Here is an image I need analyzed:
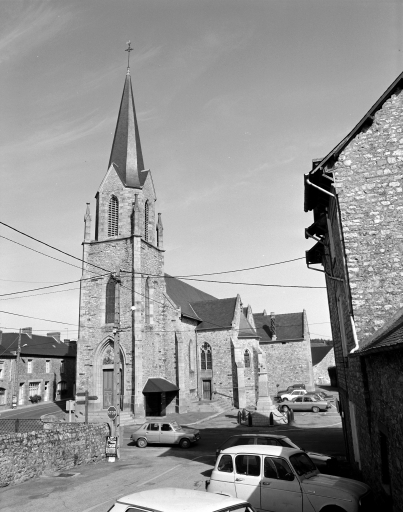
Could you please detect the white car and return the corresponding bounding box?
[279,389,307,401]
[107,488,255,512]
[206,445,372,512]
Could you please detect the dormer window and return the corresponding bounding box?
[108,196,119,236]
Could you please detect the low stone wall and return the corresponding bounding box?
[0,422,110,487]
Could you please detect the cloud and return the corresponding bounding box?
[1,111,114,156]
[0,3,72,64]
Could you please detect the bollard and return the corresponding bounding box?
[288,408,295,426]
[269,412,274,426]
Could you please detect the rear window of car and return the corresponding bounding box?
[256,438,281,446]
[221,437,255,450]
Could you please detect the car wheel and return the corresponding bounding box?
[281,405,289,412]
[180,438,191,449]
[137,438,147,448]
[312,406,320,413]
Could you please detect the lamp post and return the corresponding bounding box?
[12,330,22,408]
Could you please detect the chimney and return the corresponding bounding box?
[270,312,277,341]
[63,339,77,346]
[47,332,61,342]
[22,327,32,338]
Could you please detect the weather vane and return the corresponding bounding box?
[125,41,133,72]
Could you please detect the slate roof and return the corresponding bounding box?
[238,313,259,338]
[192,298,237,331]
[108,72,148,188]
[311,345,333,365]
[164,274,217,320]
[0,333,76,358]
[253,312,304,343]
[357,307,403,355]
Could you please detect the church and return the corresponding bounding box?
[76,63,315,420]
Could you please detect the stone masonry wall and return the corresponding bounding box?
[357,349,403,509]
[197,330,235,406]
[334,89,403,343]
[261,340,315,394]
[0,423,109,487]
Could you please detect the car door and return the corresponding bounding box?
[302,396,315,411]
[160,423,176,444]
[234,454,262,510]
[260,456,303,512]
[291,396,304,411]
[145,423,160,443]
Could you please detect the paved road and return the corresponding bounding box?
[0,408,345,512]
[0,400,67,419]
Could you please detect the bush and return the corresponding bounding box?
[29,394,42,403]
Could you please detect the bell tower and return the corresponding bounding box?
[77,45,166,419]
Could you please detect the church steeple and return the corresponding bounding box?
[108,47,145,188]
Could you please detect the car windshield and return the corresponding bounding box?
[289,453,318,478]
[225,505,256,512]
[171,421,183,431]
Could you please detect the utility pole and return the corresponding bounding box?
[12,329,22,408]
[113,271,121,459]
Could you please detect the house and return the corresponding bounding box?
[304,71,403,509]
[0,329,76,409]
[76,63,316,420]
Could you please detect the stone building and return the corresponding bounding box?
[304,72,403,509]
[77,66,315,420]
[253,310,315,393]
[0,329,76,410]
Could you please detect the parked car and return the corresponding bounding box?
[309,390,334,401]
[287,383,306,391]
[215,434,336,471]
[130,421,200,448]
[279,389,307,401]
[206,445,372,512]
[279,395,331,413]
[107,488,255,512]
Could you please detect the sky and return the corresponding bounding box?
[1,0,402,341]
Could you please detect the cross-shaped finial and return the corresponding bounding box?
[125,41,133,72]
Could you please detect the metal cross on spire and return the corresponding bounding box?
[125,41,133,74]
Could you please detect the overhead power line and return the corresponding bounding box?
[0,310,78,327]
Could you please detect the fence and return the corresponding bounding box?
[0,419,44,434]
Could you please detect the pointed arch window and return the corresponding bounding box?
[200,342,212,370]
[144,200,149,241]
[105,277,116,324]
[108,196,119,237]
[244,350,251,368]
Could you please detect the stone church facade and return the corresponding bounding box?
[76,68,315,419]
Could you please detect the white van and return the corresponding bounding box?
[206,445,372,512]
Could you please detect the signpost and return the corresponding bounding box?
[66,400,75,423]
[106,436,118,460]
[107,406,118,420]
[76,391,98,424]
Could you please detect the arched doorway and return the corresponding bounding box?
[100,343,124,409]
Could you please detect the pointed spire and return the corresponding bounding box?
[156,213,163,249]
[84,203,91,241]
[108,63,145,188]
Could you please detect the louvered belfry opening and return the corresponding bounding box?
[144,200,149,241]
[108,196,119,236]
[105,277,116,324]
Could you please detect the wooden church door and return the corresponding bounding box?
[103,369,113,408]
